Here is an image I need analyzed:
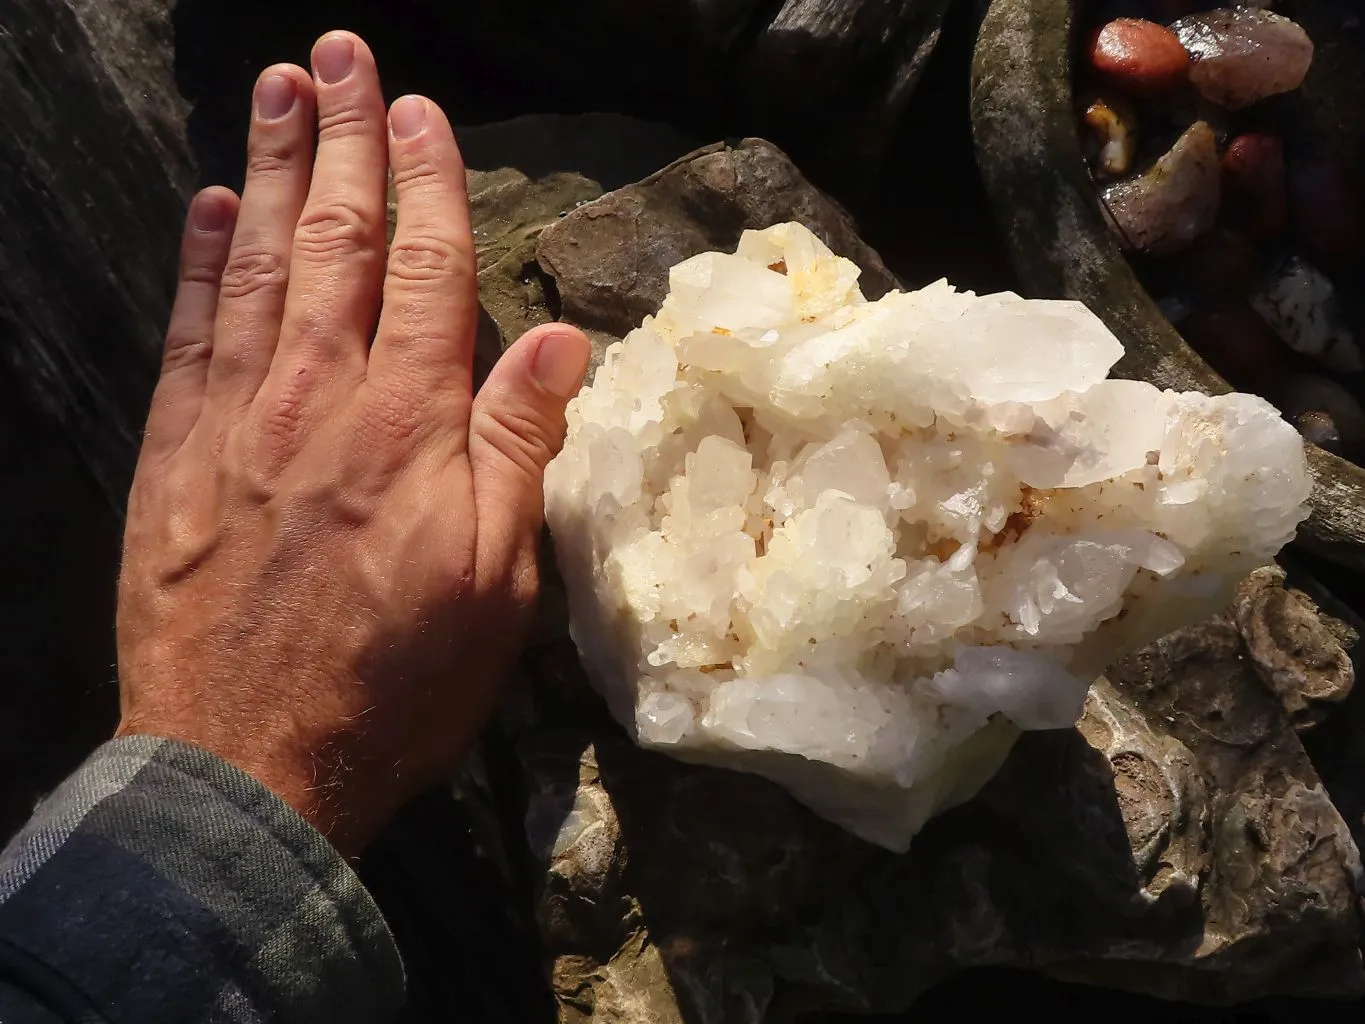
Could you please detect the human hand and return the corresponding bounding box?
[115,31,590,857]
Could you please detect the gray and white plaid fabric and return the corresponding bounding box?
[0,736,404,1022]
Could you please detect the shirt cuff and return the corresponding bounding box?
[0,735,404,1023]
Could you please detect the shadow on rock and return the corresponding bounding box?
[503,613,1364,1020]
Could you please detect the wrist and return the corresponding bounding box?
[114,715,376,858]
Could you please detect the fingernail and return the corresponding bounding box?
[532,330,591,399]
[194,192,233,233]
[389,95,428,141]
[314,34,355,84]
[255,74,297,121]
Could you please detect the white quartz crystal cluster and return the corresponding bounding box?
[543,222,1311,851]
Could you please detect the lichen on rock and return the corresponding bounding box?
[544,221,1313,851]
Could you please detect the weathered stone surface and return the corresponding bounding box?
[0,0,194,507]
[457,124,1365,1018]
[1234,566,1357,730]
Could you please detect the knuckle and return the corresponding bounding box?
[244,142,300,182]
[317,105,376,144]
[357,391,423,447]
[386,234,463,285]
[244,361,314,453]
[477,403,555,479]
[161,331,213,374]
[441,562,479,600]
[220,248,288,300]
[294,199,380,260]
[391,159,442,192]
[259,385,308,442]
[178,259,224,288]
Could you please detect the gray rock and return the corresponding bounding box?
[459,122,1365,1019]
[0,0,191,846]
[0,0,195,507]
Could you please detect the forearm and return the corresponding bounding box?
[0,736,403,1023]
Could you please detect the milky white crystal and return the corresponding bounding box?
[543,222,1311,852]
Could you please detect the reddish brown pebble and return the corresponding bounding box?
[1170,230,1263,298]
[1221,133,1287,240]
[1290,158,1362,273]
[1089,18,1190,95]
[1222,134,1285,197]
[1179,302,1290,397]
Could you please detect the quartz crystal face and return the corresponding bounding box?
[543,222,1311,851]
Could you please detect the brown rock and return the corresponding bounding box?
[535,138,899,352]
[1234,566,1357,729]
[1080,94,1138,178]
[1221,132,1287,240]
[1089,18,1190,95]
[1223,133,1285,196]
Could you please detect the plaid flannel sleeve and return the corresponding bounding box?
[0,735,404,1023]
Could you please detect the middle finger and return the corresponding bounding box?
[205,64,316,410]
[269,32,389,403]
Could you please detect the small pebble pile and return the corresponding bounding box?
[1079,4,1365,460]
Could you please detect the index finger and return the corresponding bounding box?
[365,94,478,431]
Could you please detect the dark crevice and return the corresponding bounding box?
[534,262,565,324]
[728,0,787,60]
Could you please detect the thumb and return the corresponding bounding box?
[469,323,591,567]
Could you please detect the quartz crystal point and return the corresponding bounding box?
[543,222,1311,851]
